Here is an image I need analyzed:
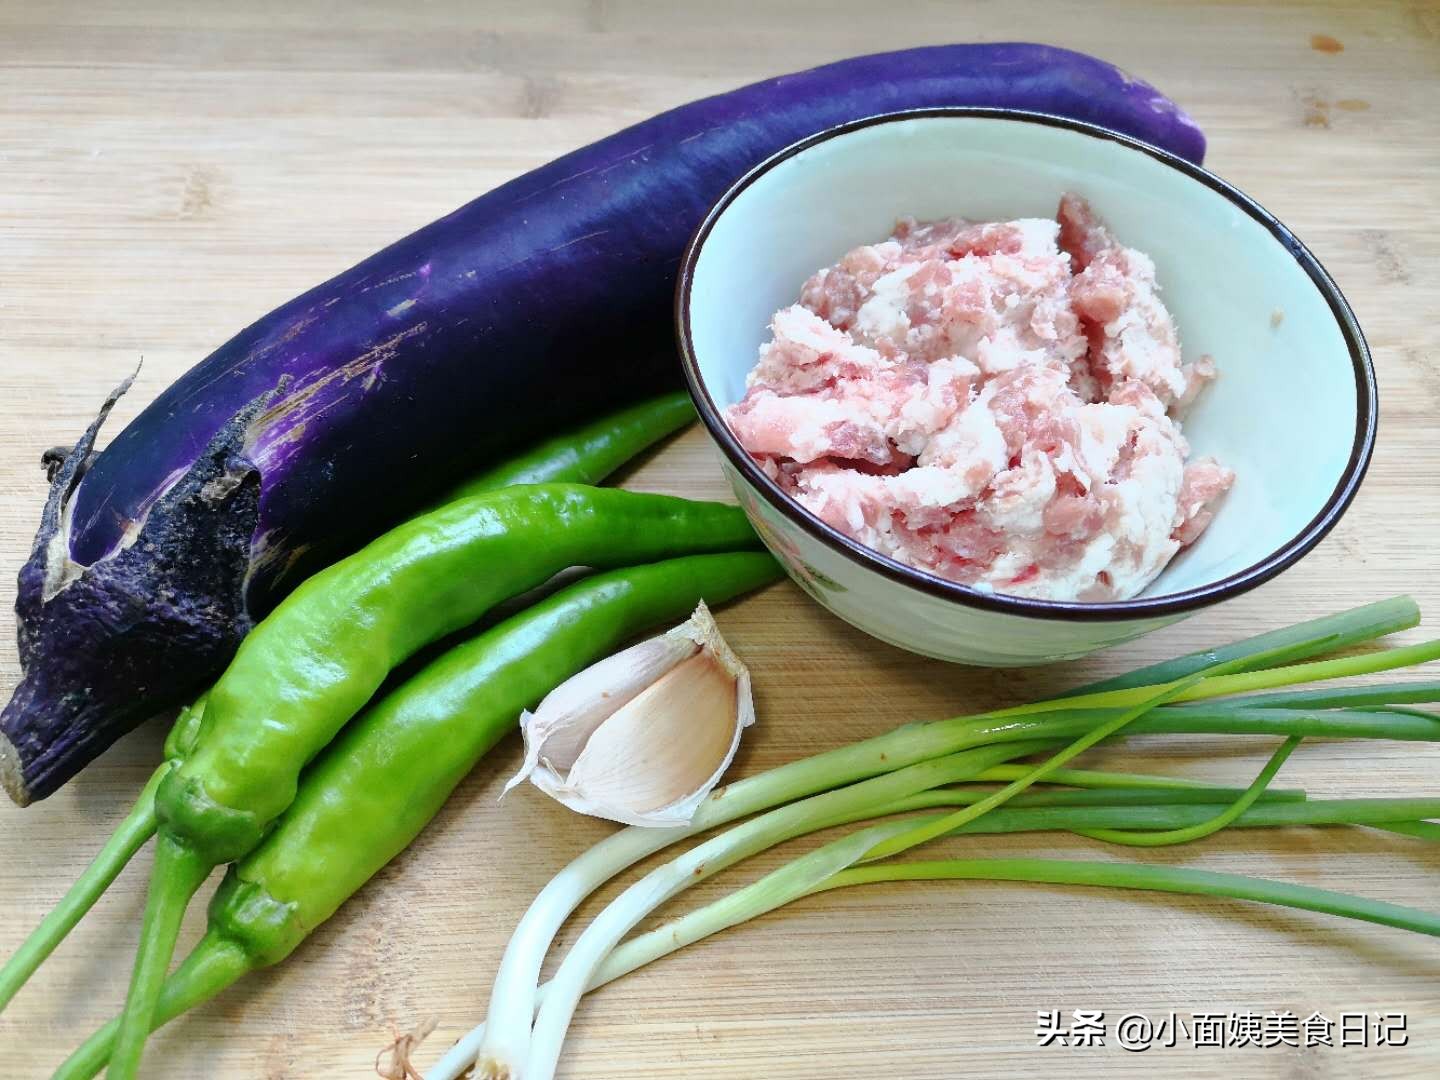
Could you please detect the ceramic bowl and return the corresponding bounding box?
[677,109,1375,666]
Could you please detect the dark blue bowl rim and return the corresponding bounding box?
[675,107,1377,624]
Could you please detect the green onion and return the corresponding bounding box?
[517,741,1059,1080]
[970,763,1277,791]
[810,859,1440,937]
[531,794,1440,1061]
[916,785,1306,808]
[1070,735,1301,847]
[1068,595,1420,694]
[450,600,1439,1080]
[894,795,1440,835]
[606,793,1440,990]
[997,639,1440,720]
[612,813,1440,981]
[1372,820,1440,841]
[429,793,1440,1072]
[863,676,1209,863]
[1204,680,1440,710]
[994,706,1440,745]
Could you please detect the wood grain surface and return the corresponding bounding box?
[2,2,1438,1077]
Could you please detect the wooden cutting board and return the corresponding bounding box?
[2,2,1438,1076]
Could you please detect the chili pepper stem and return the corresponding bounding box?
[52,933,250,1080]
[0,764,167,1014]
[106,835,211,1080]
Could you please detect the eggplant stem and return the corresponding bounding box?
[106,835,210,1080]
[0,764,166,1013]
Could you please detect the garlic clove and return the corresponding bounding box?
[509,602,754,827]
[503,632,698,797]
[556,652,741,821]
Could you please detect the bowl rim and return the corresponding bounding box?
[675,107,1377,623]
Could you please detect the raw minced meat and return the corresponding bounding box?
[725,194,1233,602]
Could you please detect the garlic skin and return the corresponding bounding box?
[504,602,754,827]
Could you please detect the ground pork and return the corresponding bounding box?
[725,194,1233,601]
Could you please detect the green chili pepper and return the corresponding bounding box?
[0,397,705,1020]
[107,484,757,1078]
[436,391,695,503]
[54,550,781,1080]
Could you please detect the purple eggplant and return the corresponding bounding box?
[0,43,1205,805]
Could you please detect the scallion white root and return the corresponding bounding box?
[520,740,1053,1080]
